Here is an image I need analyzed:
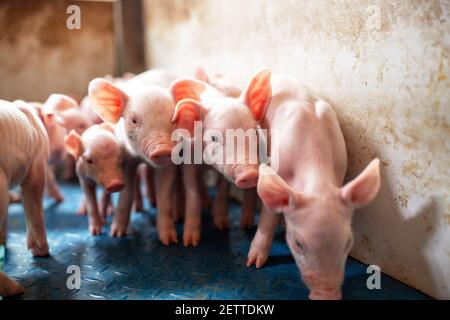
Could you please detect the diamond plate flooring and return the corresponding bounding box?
[1,182,429,300]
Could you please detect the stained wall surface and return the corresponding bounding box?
[0,0,115,102]
[143,0,450,299]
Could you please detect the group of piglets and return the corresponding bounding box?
[0,68,380,299]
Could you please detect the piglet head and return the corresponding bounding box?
[44,93,91,136]
[171,70,272,188]
[65,125,125,193]
[88,78,177,168]
[257,160,381,300]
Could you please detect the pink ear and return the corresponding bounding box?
[341,159,381,206]
[44,94,78,113]
[243,69,272,121]
[88,78,129,124]
[172,99,208,134]
[170,78,207,104]
[194,67,210,83]
[257,164,297,212]
[64,130,84,159]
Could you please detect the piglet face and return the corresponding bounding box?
[89,79,177,168]
[122,88,176,167]
[284,199,353,300]
[203,99,260,188]
[257,160,381,300]
[65,127,126,193]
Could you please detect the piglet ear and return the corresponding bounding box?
[64,130,84,159]
[242,69,272,122]
[170,78,207,103]
[43,94,78,114]
[194,66,210,83]
[341,159,381,207]
[172,99,208,134]
[257,164,300,213]
[88,78,129,124]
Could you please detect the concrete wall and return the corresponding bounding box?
[0,0,115,102]
[143,0,450,299]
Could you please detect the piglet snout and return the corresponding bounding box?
[235,169,259,189]
[105,179,125,193]
[149,147,172,166]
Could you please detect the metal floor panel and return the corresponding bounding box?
[2,182,429,300]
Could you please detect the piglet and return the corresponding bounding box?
[88,76,188,246]
[245,71,381,300]
[0,100,49,296]
[194,67,258,229]
[65,123,139,236]
[170,70,269,229]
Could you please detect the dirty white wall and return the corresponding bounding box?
[0,0,115,102]
[143,0,450,299]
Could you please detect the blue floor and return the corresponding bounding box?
[2,182,429,300]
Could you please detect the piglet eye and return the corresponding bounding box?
[211,135,218,142]
[131,118,138,124]
[295,239,305,253]
[86,158,93,164]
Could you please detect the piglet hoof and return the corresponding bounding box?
[158,226,178,246]
[246,232,272,268]
[89,220,103,236]
[183,227,200,247]
[49,190,64,203]
[134,201,143,213]
[0,273,25,297]
[240,214,254,230]
[27,235,49,257]
[109,223,128,237]
[77,205,87,216]
[213,214,229,231]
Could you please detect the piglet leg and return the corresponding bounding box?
[77,196,87,216]
[173,169,185,222]
[80,178,102,235]
[182,164,201,247]
[212,175,230,230]
[21,158,49,257]
[145,165,157,208]
[155,164,178,245]
[133,165,143,212]
[0,272,24,297]
[0,172,9,245]
[99,192,113,220]
[46,167,64,203]
[110,158,138,237]
[247,205,280,268]
[240,188,257,229]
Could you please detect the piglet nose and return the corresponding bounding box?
[235,169,259,189]
[105,179,125,193]
[149,147,172,165]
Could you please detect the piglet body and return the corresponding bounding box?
[0,100,49,296]
[246,73,381,300]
